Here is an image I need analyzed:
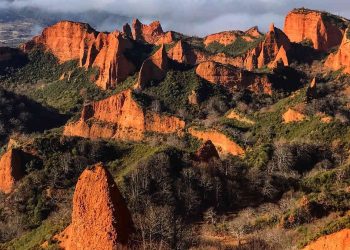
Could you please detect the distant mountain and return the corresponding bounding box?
[0,7,131,47]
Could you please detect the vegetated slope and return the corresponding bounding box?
[0,87,66,144]
[1,7,350,250]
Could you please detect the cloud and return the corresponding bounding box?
[2,0,350,36]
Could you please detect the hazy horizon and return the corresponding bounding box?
[1,0,350,37]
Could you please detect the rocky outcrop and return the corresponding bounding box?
[307,78,317,100]
[167,40,245,68]
[189,128,244,157]
[195,140,220,162]
[58,163,133,250]
[284,8,348,51]
[227,110,255,124]
[257,23,291,68]
[195,61,273,95]
[204,28,262,47]
[64,90,185,141]
[188,90,199,105]
[269,45,289,68]
[204,31,240,47]
[21,21,96,62]
[325,29,350,74]
[22,21,135,89]
[134,45,168,90]
[303,229,350,250]
[245,26,262,38]
[155,31,176,45]
[282,108,307,123]
[196,61,239,86]
[0,149,24,194]
[168,40,205,65]
[237,23,291,70]
[132,19,164,44]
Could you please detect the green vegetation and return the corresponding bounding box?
[1,16,350,249]
[2,219,67,250]
[0,49,105,114]
[142,69,201,114]
[109,143,162,183]
[206,36,264,57]
[299,215,350,248]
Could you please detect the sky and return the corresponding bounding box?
[1,0,350,36]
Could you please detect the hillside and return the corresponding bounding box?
[0,7,349,250]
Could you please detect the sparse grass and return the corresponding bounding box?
[2,219,67,250]
[108,143,162,184]
[206,36,264,58]
[299,215,350,248]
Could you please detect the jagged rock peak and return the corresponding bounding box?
[58,163,134,249]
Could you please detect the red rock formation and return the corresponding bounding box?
[195,61,273,95]
[135,44,168,90]
[204,28,262,47]
[167,40,204,65]
[282,108,307,123]
[204,31,240,47]
[58,163,133,250]
[22,21,95,62]
[196,61,239,86]
[325,29,350,74]
[284,8,348,51]
[303,229,350,250]
[64,90,185,141]
[0,149,24,194]
[195,140,220,162]
[132,19,164,44]
[210,53,245,68]
[167,40,245,68]
[80,31,136,89]
[155,31,176,45]
[189,128,244,157]
[269,45,289,68]
[245,26,262,38]
[257,23,291,68]
[122,23,132,37]
[22,21,135,90]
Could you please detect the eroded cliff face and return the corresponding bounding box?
[22,21,95,62]
[167,40,244,68]
[195,61,273,95]
[22,21,135,90]
[128,19,175,45]
[284,9,347,51]
[134,44,168,90]
[189,128,245,157]
[257,23,291,69]
[303,229,350,250]
[0,149,24,194]
[167,40,206,65]
[231,23,291,70]
[325,29,350,74]
[64,90,185,141]
[132,19,164,44]
[58,163,133,250]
